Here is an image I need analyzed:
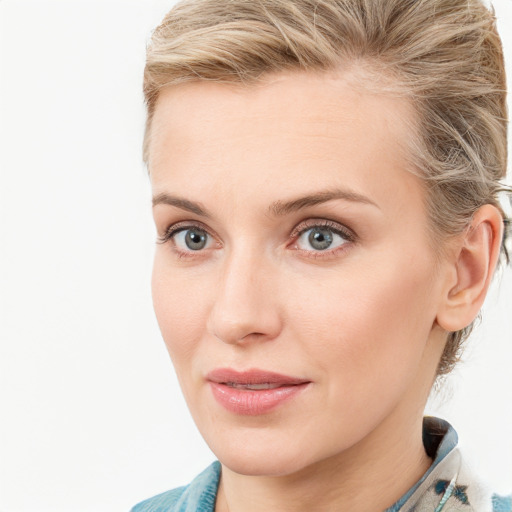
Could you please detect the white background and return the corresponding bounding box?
[0,1,511,511]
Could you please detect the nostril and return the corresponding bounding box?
[212,328,266,345]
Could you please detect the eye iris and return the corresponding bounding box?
[308,228,333,250]
[185,229,207,250]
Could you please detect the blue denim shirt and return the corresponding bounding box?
[131,418,511,512]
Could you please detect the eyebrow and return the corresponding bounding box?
[152,193,211,217]
[152,188,378,218]
[269,189,379,216]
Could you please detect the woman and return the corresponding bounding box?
[132,0,511,510]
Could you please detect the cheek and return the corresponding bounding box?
[151,251,212,365]
[286,253,438,385]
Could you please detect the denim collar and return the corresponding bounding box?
[385,416,457,511]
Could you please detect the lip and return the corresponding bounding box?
[206,368,310,415]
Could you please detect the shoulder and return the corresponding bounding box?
[492,493,512,512]
[130,486,187,512]
[130,461,221,512]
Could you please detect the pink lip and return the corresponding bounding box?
[206,368,310,415]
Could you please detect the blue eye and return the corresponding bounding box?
[296,226,349,251]
[174,228,211,251]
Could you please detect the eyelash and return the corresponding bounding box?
[157,219,356,259]
[290,219,356,258]
[157,221,217,257]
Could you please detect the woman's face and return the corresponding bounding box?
[149,71,448,476]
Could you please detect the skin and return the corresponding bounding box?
[148,70,502,511]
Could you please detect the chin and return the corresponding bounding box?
[203,426,327,477]
[218,449,314,477]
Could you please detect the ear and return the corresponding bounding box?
[436,204,504,332]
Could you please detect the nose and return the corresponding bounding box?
[206,250,282,345]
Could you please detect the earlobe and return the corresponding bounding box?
[436,204,504,333]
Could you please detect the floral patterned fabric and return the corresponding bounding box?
[131,417,511,512]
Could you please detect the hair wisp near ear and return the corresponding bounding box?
[436,204,504,334]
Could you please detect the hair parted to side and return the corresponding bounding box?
[143,0,510,376]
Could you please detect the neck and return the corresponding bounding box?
[215,412,432,512]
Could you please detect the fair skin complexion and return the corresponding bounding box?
[149,70,503,512]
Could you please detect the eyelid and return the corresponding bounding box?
[287,218,357,260]
[157,220,218,246]
[290,218,356,242]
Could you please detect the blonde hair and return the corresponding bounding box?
[143,0,510,375]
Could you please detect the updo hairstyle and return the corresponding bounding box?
[143,0,510,376]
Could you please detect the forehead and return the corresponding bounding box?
[148,70,420,206]
[150,70,415,145]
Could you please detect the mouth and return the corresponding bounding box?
[223,382,285,390]
[207,368,309,387]
[206,368,311,415]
